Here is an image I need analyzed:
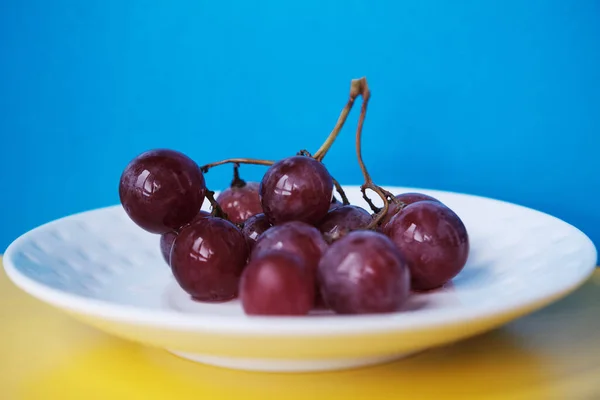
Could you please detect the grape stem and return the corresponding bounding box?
[352,77,399,229]
[332,177,350,205]
[200,158,274,173]
[230,163,246,188]
[313,79,365,162]
[297,149,312,157]
[205,190,228,219]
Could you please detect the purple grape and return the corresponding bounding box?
[119,149,206,234]
[170,217,249,302]
[380,192,442,229]
[259,156,333,225]
[194,210,212,220]
[240,251,314,316]
[329,196,343,210]
[318,230,411,314]
[318,205,373,242]
[217,182,263,224]
[384,200,469,291]
[159,211,211,265]
[159,231,177,265]
[250,221,327,280]
[241,213,272,249]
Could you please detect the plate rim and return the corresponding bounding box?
[3,185,597,336]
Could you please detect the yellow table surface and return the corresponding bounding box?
[1,258,599,400]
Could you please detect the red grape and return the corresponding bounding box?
[170,217,249,301]
[250,221,327,280]
[318,230,410,314]
[159,231,177,265]
[217,182,262,224]
[194,210,212,220]
[119,149,206,234]
[240,251,314,315]
[380,192,442,228]
[159,211,211,265]
[241,213,272,249]
[384,200,469,290]
[329,196,343,210]
[259,156,333,225]
[318,205,373,242]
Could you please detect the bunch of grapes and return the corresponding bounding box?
[118,78,469,316]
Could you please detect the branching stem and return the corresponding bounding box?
[313,79,364,161]
[205,190,228,219]
[200,158,274,173]
[351,77,399,229]
[332,177,350,205]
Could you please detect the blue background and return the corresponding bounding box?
[1,1,599,260]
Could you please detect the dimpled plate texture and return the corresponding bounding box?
[3,186,598,372]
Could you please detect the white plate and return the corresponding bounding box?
[3,186,597,372]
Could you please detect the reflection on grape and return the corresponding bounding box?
[318,205,372,242]
[241,213,272,249]
[384,200,469,290]
[159,231,177,265]
[217,182,263,224]
[260,156,333,225]
[251,221,327,280]
[170,217,249,301]
[119,149,206,234]
[318,230,410,314]
[380,192,442,229]
[329,196,343,210]
[159,211,211,265]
